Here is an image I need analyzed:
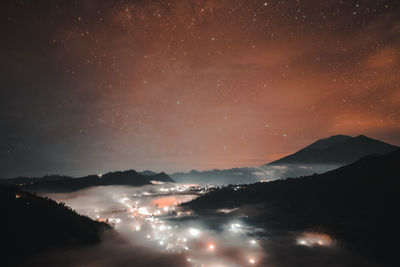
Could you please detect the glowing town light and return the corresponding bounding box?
[208,243,215,250]
[231,223,241,229]
[296,233,333,247]
[249,258,256,264]
[250,239,257,245]
[150,180,165,185]
[299,240,307,245]
[135,226,141,231]
[159,187,170,192]
[188,228,200,237]
[217,208,238,214]
[119,197,130,203]
[230,223,242,232]
[138,207,151,215]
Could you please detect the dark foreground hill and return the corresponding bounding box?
[0,185,110,265]
[267,134,398,165]
[0,170,175,193]
[185,149,400,266]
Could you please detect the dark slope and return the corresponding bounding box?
[0,185,110,265]
[0,170,175,193]
[139,170,158,176]
[268,134,398,165]
[186,149,400,266]
[147,172,173,182]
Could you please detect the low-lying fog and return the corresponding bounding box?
[171,164,341,185]
[33,183,376,267]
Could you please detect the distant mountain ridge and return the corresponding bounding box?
[172,135,398,185]
[267,134,398,165]
[0,169,175,193]
[139,170,158,176]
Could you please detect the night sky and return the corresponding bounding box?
[1,0,399,177]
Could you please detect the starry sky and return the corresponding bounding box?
[1,0,399,177]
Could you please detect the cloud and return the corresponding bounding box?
[32,183,381,266]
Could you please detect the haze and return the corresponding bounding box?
[1,0,399,177]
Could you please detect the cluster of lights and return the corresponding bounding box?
[90,183,263,266]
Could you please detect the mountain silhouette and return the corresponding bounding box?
[0,184,110,265]
[186,149,400,265]
[267,134,398,165]
[171,135,398,185]
[0,170,175,193]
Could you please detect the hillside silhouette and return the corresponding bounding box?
[186,149,400,266]
[0,170,174,193]
[0,185,110,265]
